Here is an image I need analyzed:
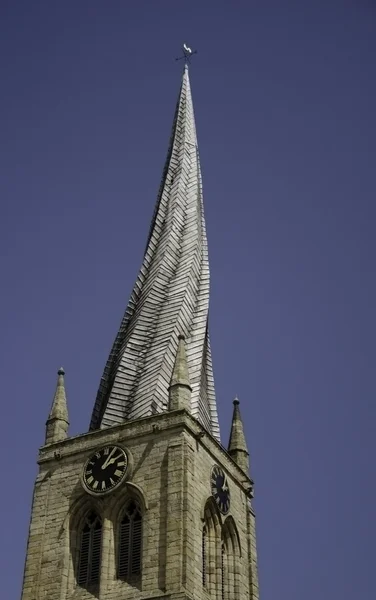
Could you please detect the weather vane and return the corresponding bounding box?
[175,43,197,64]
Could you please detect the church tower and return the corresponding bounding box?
[21,61,260,600]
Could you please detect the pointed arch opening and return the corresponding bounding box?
[117,499,143,584]
[76,510,102,590]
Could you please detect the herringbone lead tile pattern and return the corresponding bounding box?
[90,66,220,442]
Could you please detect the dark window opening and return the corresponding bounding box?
[118,501,142,581]
[77,511,102,589]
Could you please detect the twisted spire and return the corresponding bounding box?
[89,65,220,441]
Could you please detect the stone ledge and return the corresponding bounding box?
[38,408,253,494]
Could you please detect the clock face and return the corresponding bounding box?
[82,446,128,495]
[211,465,230,514]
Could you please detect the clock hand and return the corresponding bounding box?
[101,448,116,470]
[111,453,123,462]
[103,453,124,469]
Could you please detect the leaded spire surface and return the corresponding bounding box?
[89,65,220,441]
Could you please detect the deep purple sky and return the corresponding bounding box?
[1,1,375,598]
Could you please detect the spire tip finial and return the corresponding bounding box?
[58,367,65,376]
[175,43,197,65]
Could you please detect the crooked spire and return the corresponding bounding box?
[89,65,220,441]
[228,397,249,473]
[45,368,69,444]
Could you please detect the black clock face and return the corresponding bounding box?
[82,446,128,495]
[211,465,230,514]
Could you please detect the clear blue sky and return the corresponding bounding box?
[1,1,375,598]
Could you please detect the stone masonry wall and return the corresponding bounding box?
[21,410,258,600]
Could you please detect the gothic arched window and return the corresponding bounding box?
[77,511,102,589]
[118,500,142,581]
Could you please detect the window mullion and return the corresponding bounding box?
[128,516,134,576]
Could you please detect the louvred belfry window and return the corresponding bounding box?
[77,512,102,588]
[118,501,142,580]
